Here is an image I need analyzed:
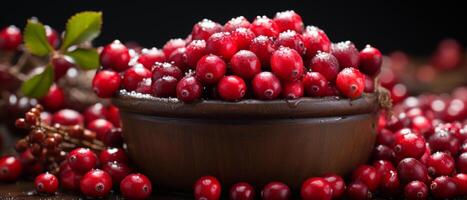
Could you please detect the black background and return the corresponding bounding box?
[1,0,466,56]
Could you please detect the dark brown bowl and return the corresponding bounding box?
[112,92,379,192]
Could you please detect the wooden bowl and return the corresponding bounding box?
[112,93,379,192]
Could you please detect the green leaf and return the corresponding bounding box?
[21,65,54,98]
[66,48,100,70]
[24,19,53,56]
[61,11,102,50]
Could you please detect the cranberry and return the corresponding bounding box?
[232,28,256,50]
[397,158,428,183]
[45,25,60,48]
[100,40,130,72]
[229,182,255,200]
[393,132,426,160]
[67,148,97,173]
[137,48,166,69]
[250,16,279,38]
[261,181,291,200]
[430,176,457,199]
[230,50,261,80]
[252,72,282,100]
[0,156,22,182]
[345,182,371,200]
[51,56,74,80]
[410,116,432,136]
[270,47,304,81]
[102,128,124,147]
[275,30,306,55]
[322,174,345,199]
[52,109,84,126]
[432,38,463,70]
[162,38,186,56]
[351,165,381,191]
[152,76,178,97]
[83,103,108,124]
[282,81,304,99]
[364,75,375,93]
[376,129,395,147]
[224,16,251,32]
[103,161,132,185]
[99,148,128,164]
[194,176,221,200]
[459,152,467,173]
[373,160,396,176]
[372,144,395,161]
[168,47,190,72]
[331,41,359,68]
[152,62,183,81]
[80,169,113,198]
[454,173,467,196]
[92,70,122,98]
[249,35,276,66]
[302,26,331,58]
[87,119,114,141]
[185,40,207,68]
[273,10,304,33]
[302,72,328,97]
[336,67,365,99]
[191,19,223,41]
[177,76,202,103]
[34,173,58,194]
[206,32,238,61]
[217,75,247,101]
[358,45,382,77]
[123,66,153,91]
[40,84,65,112]
[120,173,152,200]
[426,152,455,177]
[391,84,408,104]
[60,167,82,191]
[309,52,339,81]
[106,104,121,128]
[301,177,332,200]
[404,181,428,200]
[379,170,401,196]
[194,55,226,85]
[428,130,460,155]
[461,142,467,154]
[0,25,22,51]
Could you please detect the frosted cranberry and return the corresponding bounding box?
[391,84,408,104]
[454,173,467,195]
[92,70,122,98]
[358,45,383,77]
[83,103,108,124]
[393,133,426,160]
[100,40,130,72]
[120,173,152,200]
[322,174,345,199]
[196,54,226,85]
[302,72,328,97]
[99,147,128,164]
[261,182,291,200]
[60,167,82,191]
[40,84,65,112]
[162,38,186,56]
[351,165,381,191]
[45,25,60,48]
[282,81,304,99]
[224,16,251,32]
[331,41,359,68]
[273,10,304,33]
[35,173,58,194]
[230,28,255,51]
[310,52,340,81]
[397,158,428,183]
[404,181,428,200]
[430,176,457,199]
[301,177,332,200]
[372,145,395,161]
[252,72,282,100]
[67,148,97,173]
[152,76,178,97]
[230,50,261,80]
[80,169,113,198]
[275,30,306,55]
[134,79,153,94]
[250,16,279,38]
[364,75,375,93]
[229,182,255,200]
[373,160,396,176]
[217,76,247,102]
[376,129,395,147]
[380,170,401,196]
[168,47,190,71]
[346,182,371,200]
[191,19,223,41]
[206,32,238,61]
[428,130,460,155]
[0,26,22,51]
[271,47,304,81]
[194,176,221,200]
[0,156,22,182]
[52,109,84,126]
[426,152,455,176]
[185,40,207,67]
[102,128,124,147]
[302,26,331,58]
[459,152,467,173]
[87,119,114,141]
[103,161,131,185]
[152,62,183,81]
[51,56,74,80]
[249,35,276,66]
[137,48,166,69]
[177,76,202,103]
[122,65,152,91]
[336,67,365,99]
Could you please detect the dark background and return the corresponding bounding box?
[1,0,466,56]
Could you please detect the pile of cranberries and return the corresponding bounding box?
[92,10,383,102]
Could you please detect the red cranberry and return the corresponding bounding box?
[358,45,382,77]
[460,142,467,154]
[195,54,226,84]
[103,161,132,185]
[52,109,84,126]
[454,173,467,196]
[282,81,304,99]
[60,167,82,191]
[194,176,221,200]
[232,28,256,50]
[135,78,153,95]
[322,174,345,199]
[224,16,251,32]
[309,52,339,81]
[397,158,428,183]
[229,182,255,200]
[252,72,282,100]
[51,56,74,80]
[34,173,58,194]
[83,103,108,124]
[336,67,365,99]
[302,26,331,58]
[261,181,291,200]
[177,76,202,103]
[331,41,359,68]
[426,152,455,176]
[100,40,130,72]
[411,116,432,136]
[270,47,304,81]
[391,84,408,104]
[168,47,190,72]
[376,129,395,147]
[364,75,375,93]
[152,76,178,97]
[102,128,124,147]
[0,26,22,51]
[217,75,247,102]
[80,169,113,198]
[430,176,457,199]
[428,130,460,155]
[191,19,223,41]
[303,72,328,97]
[45,25,60,48]
[372,144,395,161]
[230,50,261,80]
[273,10,304,33]
[373,160,396,176]
[459,152,467,173]
[206,32,238,61]
[137,48,166,69]
[99,148,128,164]
[106,105,121,128]
[404,181,428,200]
[250,16,279,38]
[394,132,426,160]
[185,40,207,67]
[122,65,152,91]
[152,62,183,81]
[249,35,276,66]
[40,84,65,112]
[351,165,381,191]
[162,38,186,56]
[301,177,332,200]
[0,156,22,182]
[379,170,401,196]
[87,119,114,141]
[275,30,306,55]
[67,148,97,173]
[92,70,122,98]
[120,173,152,200]
[432,38,463,70]
[345,182,371,200]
